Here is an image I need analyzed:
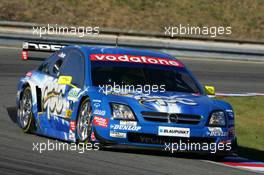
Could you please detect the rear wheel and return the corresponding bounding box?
[17,86,35,133]
[76,98,93,143]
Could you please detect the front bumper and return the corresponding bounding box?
[93,119,236,154]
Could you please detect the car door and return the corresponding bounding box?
[48,49,85,131]
[33,49,69,134]
[39,49,68,120]
[38,48,85,132]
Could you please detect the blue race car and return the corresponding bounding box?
[17,42,237,154]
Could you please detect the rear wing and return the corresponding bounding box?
[22,42,67,60]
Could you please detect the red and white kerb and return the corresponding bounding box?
[90,54,183,67]
[22,50,28,60]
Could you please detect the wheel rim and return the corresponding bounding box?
[19,89,32,128]
[77,101,92,141]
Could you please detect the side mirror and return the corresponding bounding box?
[58,76,77,88]
[204,85,215,95]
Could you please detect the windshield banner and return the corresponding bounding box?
[90,54,183,67]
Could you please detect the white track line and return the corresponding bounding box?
[0,46,20,49]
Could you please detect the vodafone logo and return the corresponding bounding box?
[90,54,183,67]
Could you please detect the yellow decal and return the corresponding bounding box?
[205,86,215,95]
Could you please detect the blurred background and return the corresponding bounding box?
[0,0,263,41]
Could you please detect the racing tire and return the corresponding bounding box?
[76,98,93,144]
[17,86,35,133]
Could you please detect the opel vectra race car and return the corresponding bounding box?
[17,42,237,154]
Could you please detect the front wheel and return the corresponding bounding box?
[17,86,35,133]
[76,98,93,143]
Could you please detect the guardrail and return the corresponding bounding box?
[0,21,263,61]
[1,21,264,44]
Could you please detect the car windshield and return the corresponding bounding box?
[91,61,201,94]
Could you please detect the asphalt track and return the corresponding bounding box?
[0,46,263,175]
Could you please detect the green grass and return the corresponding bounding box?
[0,0,263,41]
[217,96,264,160]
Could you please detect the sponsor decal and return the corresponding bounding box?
[158,126,190,137]
[67,88,81,102]
[90,54,183,67]
[91,132,96,141]
[70,121,76,131]
[134,95,197,113]
[92,99,101,108]
[110,131,127,138]
[92,99,101,103]
[65,109,72,119]
[93,109,106,116]
[42,79,69,118]
[69,129,75,141]
[136,96,197,106]
[119,121,137,126]
[93,116,108,128]
[110,124,141,131]
[208,127,228,136]
[23,42,65,51]
[58,52,66,58]
[93,103,101,108]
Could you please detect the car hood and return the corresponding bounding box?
[93,88,228,118]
